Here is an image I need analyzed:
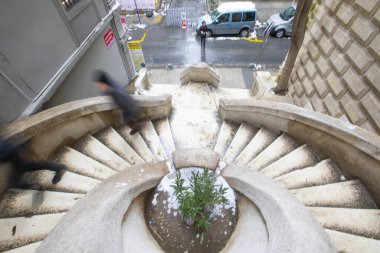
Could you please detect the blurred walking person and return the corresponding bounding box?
[0,138,66,185]
[93,70,142,135]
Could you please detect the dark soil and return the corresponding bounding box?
[144,188,238,253]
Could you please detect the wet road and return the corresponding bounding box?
[132,0,291,68]
[141,26,291,68]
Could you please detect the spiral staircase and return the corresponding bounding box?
[0,67,379,253]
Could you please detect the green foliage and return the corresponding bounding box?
[171,169,229,231]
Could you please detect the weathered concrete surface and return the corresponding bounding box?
[221,164,337,253]
[121,193,163,253]
[36,162,169,253]
[180,62,220,87]
[220,195,268,253]
[218,99,380,206]
[169,82,221,149]
[172,148,220,170]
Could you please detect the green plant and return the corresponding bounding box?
[171,169,229,231]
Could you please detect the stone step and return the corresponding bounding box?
[276,159,343,189]
[3,241,41,253]
[20,170,100,194]
[308,207,380,240]
[248,134,298,171]
[234,127,279,166]
[153,118,176,158]
[117,125,156,163]
[261,145,320,178]
[0,188,83,218]
[94,126,144,166]
[326,229,380,253]
[55,146,116,180]
[223,123,258,164]
[140,121,167,161]
[0,213,65,252]
[290,180,377,209]
[73,135,130,171]
[213,120,240,157]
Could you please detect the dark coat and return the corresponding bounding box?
[93,70,139,122]
[199,24,208,37]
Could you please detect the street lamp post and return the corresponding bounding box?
[133,0,142,25]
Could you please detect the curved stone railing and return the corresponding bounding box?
[0,94,172,195]
[180,62,220,87]
[219,99,380,206]
[222,165,336,253]
[36,161,169,253]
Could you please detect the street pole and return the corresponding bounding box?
[255,23,273,69]
[133,0,142,25]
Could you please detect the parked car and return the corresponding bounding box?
[196,2,257,37]
[267,5,296,38]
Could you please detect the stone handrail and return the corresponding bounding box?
[1,94,172,144]
[219,99,380,206]
[0,95,171,195]
[180,62,220,87]
[36,162,169,253]
[222,165,337,253]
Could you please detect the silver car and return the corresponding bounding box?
[267,5,296,38]
[196,2,257,37]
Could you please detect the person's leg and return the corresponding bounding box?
[11,156,65,184]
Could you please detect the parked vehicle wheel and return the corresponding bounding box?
[240,29,249,37]
[275,29,285,38]
[206,30,212,37]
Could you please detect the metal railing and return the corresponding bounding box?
[166,7,198,28]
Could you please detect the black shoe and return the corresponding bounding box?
[52,169,65,184]
[129,129,139,135]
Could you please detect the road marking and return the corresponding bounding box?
[128,30,148,49]
[243,37,264,43]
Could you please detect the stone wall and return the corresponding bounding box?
[287,0,380,135]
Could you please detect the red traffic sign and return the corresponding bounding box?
[104,28,115,48]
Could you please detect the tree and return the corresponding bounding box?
[274,0,314,94]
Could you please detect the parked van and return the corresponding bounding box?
[196,2,257,37]
[267,5,296,38]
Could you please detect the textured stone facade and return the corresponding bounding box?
[288,0,380,134]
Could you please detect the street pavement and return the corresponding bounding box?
[126,0,292,69]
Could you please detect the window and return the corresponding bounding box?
[219,13,230,23]
[210,10,221,21]
[242,12,255,21]
[280,7,296,21]
[232,13,242,22]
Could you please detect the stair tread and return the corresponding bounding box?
[248,133,298,171]
[20,170,100,194]
[326,229,380,253]
[117,125,156,163]
[223,122,258,164]
[0,213,65,252]
[0,188,83,218]
[55,146,116,180]
[235,127,279,166]
[213,120,240,157]
[261,144,320,178]
[277,159,343,189]
[153,118,176,158]
[73,135,130,171]
[291,180,377,209]
[94,126,144,165]
[140,121,167,161]
[2,241,41,253]
[309,207,380,240]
